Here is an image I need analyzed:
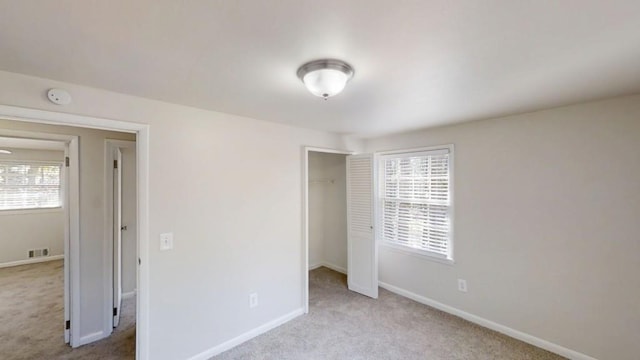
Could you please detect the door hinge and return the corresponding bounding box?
[65,320,70,330]
[65,156,70,167]
[113,308,118,316]
[113,160,118,169]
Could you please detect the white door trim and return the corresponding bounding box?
[301,146,354,314]
[0,105,150,360]
[113,147,123,328]
[64,138,79,345]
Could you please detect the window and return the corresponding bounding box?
[379,146,453,260]
[0,161,63,211]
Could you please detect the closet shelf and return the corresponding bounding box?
[309,179,335,184]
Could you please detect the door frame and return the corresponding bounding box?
[301,146,354,314]
[105,139,136,330]
[0,129,78,345]
[0,105,150,360]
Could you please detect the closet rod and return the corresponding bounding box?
[309,179,335,184]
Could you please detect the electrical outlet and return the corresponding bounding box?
[249,293,258,308]
[458,279,468,293]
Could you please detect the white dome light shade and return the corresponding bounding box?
[303,69,349,98]
[297,59,354,99]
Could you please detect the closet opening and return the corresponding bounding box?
[302,147,351,313]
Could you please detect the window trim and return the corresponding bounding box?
[375,144,455,264]
[0,159,64,212]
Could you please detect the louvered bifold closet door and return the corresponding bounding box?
[347,154,378,299]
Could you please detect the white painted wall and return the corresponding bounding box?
[0,149,65,264]
[364,95,640,360]
[0,70,362,359]
[0,148,63,162]
[323,154,348,271]
[308,152,348,272]
[0,209,64,264]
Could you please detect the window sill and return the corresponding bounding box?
[379,243,455,266]
[0,207,63,216]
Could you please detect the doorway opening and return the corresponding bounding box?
[303,146,379,312]
[0,124,138,357]
[0,105,149,359]
[303,147,350,312]
[0,135,70,358]
[107,140,137,333]
[307,150,349,275]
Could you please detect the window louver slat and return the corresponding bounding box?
[380,150,451,258]
[0,162,62,210]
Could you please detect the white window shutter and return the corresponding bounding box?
[347,154,378,299]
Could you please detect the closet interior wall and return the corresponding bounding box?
[308,152,348,273]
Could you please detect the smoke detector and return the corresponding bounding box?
[47,88,72,105]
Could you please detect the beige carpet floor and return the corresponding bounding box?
[0,260,136,360]
[215,267,565,359]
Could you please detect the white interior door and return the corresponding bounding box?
[120,147,137,297]
[346,154,378,298]
[112,148,123,328]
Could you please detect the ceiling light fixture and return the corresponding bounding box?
[297,59,354,100]
[0,149,12,154]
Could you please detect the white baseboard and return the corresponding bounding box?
[322,262,347,274]
[187,308,304,360]
[122,290,137,299]
[0,254,64,269]
[78,330,107,346]
[308,261,347,275]
[378,281,598,360]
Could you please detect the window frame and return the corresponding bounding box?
[0,159,65,213]
[375,144,455,264]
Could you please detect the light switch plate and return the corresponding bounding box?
[249,293,258,308]
[160,232,173,251]
[458,279,468,293]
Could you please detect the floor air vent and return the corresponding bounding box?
[28,248,50,258]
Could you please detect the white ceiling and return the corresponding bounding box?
[0,1,639,137]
